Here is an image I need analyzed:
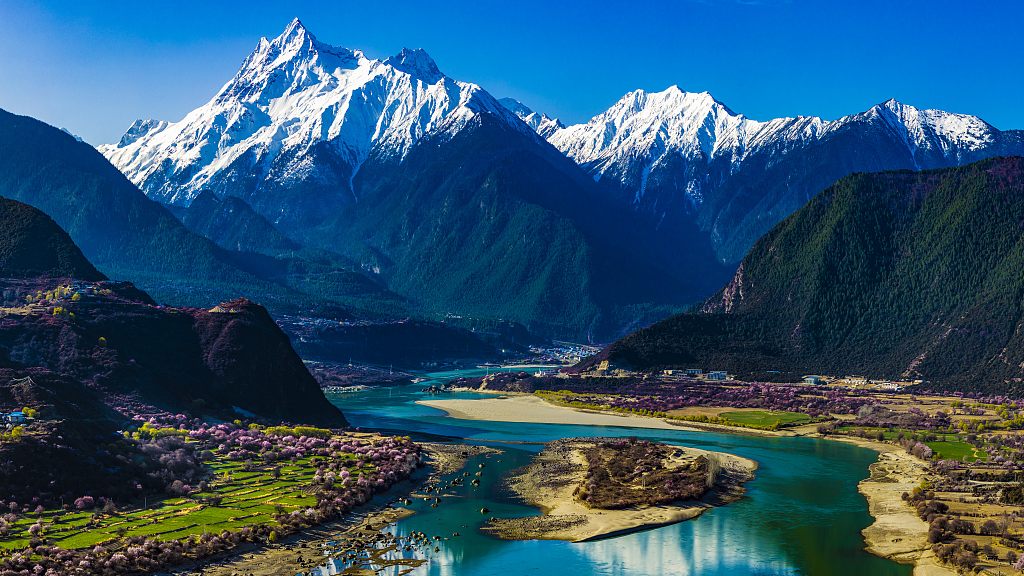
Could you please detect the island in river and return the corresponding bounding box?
[481,437,756,542]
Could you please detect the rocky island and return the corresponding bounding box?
[484,437,756,542]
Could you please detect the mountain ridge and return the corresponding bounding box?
[509,88,1024,264]
[579,156,1024,395]
[99,18,538,230]
[98,20,732,340]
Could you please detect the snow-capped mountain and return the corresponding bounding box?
[544,88,1004,180]
[101,20,728,340]
[99,19,1023,339]
[498,98,564,139]
[510,87,1023,263]
[99,18,533,228]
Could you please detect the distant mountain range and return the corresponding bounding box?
[506,88,1024,264]
[579,157,1024,395]
[98,19,727,339]
[97,19,1024,340]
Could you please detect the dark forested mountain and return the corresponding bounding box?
[0,107,413,318]
[583,157,1024,395]
[0,107,288,306]
[0,196,105,281]
[0,198,346,424]
[175,190,301,255]
[319,113,725,337]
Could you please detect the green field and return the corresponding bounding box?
[834,427,989,462]
[0,450,372,551]
[719,411,809,427]
[926,440,987,462]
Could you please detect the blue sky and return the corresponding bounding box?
[1,0,1021,145]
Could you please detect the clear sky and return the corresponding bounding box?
[1,0,1021,145]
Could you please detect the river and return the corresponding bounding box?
[323,369,911,576]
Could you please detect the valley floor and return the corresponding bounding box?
[424,393,956,575]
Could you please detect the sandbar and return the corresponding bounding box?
[417,395,694,430]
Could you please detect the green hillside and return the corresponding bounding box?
[591,157,1024,395]
[0,196,105,281]
[0,109,407,316]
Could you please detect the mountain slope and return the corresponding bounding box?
[99,20,732,340]
[324,113,727,337]
[0,196,105,281]
[533,88,1024,264]
[176,190,301,255]
[1,107,413,318]
[0,197,347,425]
[586,157,1024,394]
[0,107,295,306]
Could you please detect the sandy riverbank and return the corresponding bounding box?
[483,437,757,542]
[418,395,696,430]
[830,437,955,576]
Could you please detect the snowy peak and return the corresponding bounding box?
[116,119,168,148]
[98,19,538,216]
[221,19,365,105]
[548,85,1011,196]
[384,48,444,84]
[862,98,998,164]
[548,86,755,178]
[498,98,564,138]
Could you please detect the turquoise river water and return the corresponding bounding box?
[324,369,912,576]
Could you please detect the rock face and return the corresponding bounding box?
[0,284,348,426]
[585,157,1024,394]
[193,298,346,425]
[0,196,105,281]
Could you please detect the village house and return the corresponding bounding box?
[4,412,25,424]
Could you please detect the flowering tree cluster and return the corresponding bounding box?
[548,384,876,422]
[848,405,952,430]
[575,439,711,509]
[0,527,280,575]
[0,412,422,575]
